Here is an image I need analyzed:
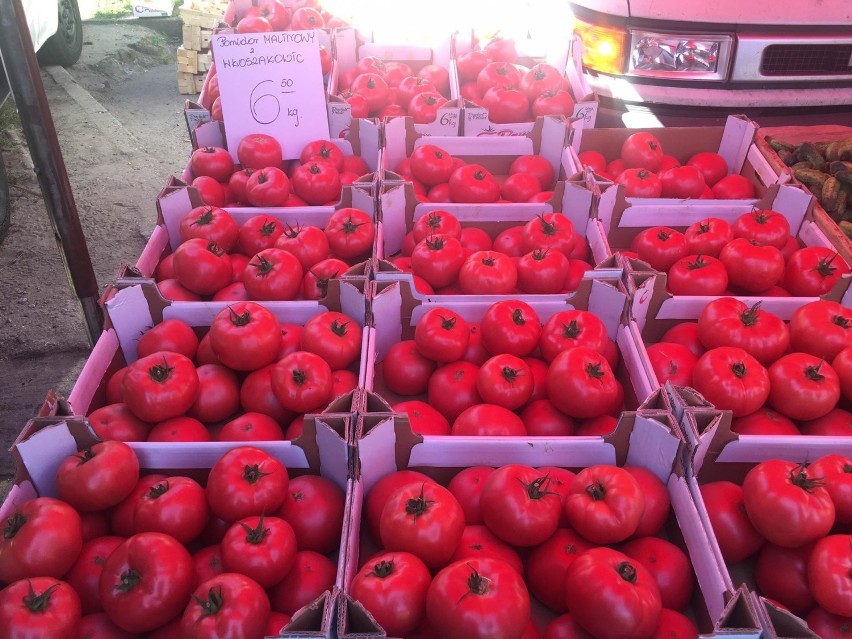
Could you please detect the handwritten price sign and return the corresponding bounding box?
[212,30,330,160]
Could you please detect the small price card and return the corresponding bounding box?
[212,30,330,160]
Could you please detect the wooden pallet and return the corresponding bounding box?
[176,46,212,75]
[177,70,207,95]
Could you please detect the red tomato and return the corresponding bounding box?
[732,209,791,249]
[452,403,527,436]
[476,60,522,93]
[509,155,555,191]
[291,161,341,205]
[300,311,362,371]
[646,342,697,387]
[99,532,194,633]
[412,209,462,243]
[58,536,124,616]
[480,300,541,357]
[547,347,623,419]
[0,576,81,636]
[833,346,852,402]
[743,459,835,547]
[191,175,227,207]
[630,227,689,272]
[521,213,576,256]
[624,466,671,538]
[755,542,816,615]
[691,347,770,417]
[274,223,330,270]
[173,237,233,295]
[411,236,465,289]
[210,301,282,372]
[564,465,644,544]
[621,132,664,171]
[324,207,375,260]
[649,609,699,639]
[426,558,531,639]
[811,454,852,526]
[428,361,482,422]
[350,551,431,637]
[205,446,289,523]
[270,350,333,413]
[789,300,852,361]
[808,534,852,617]
[187,363,240,423]
[191,544,224,591]
[659,164,706,199]
[393,400,452,436]
[56,441,139,512]
[502,172,542,203]
[179,206,239,252]
[711,174,756,199]
[784,247,851,297]
[219,515,297,588]
[148,415,212,442]
[449,525,524,576]
[449,165,501,203]
[237,132,282,169]
[132,475,209,544]
[409,92,449,124]
[493,225,526,257]
[109,474,167,537]
[239,365,295,424]
[526,528,594,613]
[521,399,576,436]
[805,607,852,639]
[364,471,438,543]
[137,319,199,362]
[245,167,291,207]
[415,307,470,362]
[479,465,562,547]
[382,340,436,396]
[409,145,454,186]
[731,409,800,435]
[243,247,303,301]
[274,474,344,555]
[180,572,270,639]
[539,310,609,362]
[532,90,575,118]
[703,479,769,565]
[217,411,283,442]
[697,297,790,366]
[447,467,495,525]
[192,146,234,182]
[379,482,464,570]
[616,168,663,197]
[768,353,840,421]
[543,614,596,639]
[684,217,733,257]
[398,76,437,108]
[75,612,139,638]
[687,151,728,187]
[121,351,199,423]
[86,402,152,442]
[564,547,662,639]
[621,537,694,611]
[719,238,785,293]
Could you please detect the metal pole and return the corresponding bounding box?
[0,0,102,345]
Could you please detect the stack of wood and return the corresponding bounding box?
[176,0,227,94]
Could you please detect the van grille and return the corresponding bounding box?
[761,44,852,76]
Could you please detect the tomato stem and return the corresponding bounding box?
[330,319,349,337]
[789,464,826,493]
[370,560,395,579]
[585,480,606,501]
[242,463,272,485]
[259,218,278,236]
[561,319,580,339]
[730,361,748,379]
[740,303,763,327]
[22,581,59,613]
[148,357,175,384]
[3,512,25,539]
[116,568,142,592]
[439,315,457,331]
[459,564,490,601]
[76,448,96,465]
[585,362,606,380]
[404,483,434,520]
[147,480,170,499]
[521,474,556,500]
[193,208,214,227]
[241,513,271,545]
[537,214,557,237]
[511,308,526,326]
[228,306,252,327]
[805,362,826,382]
[616,561,638,584]
[501,366,525,385]
[193,584,225,619]
[251,254,275,276]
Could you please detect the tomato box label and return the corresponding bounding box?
[212,30,330,160]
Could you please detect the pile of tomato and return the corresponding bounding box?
[698,454,852,638]
[0,443,344,636]
[87,303,363,443]
[381,299,625,437]
[352,462,698,639]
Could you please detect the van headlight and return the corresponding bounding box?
[573,18,628,75]
[627,31,732,80]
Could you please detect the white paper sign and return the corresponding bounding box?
[212,30,330,160]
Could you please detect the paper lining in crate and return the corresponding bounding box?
[333,408,762,638]
[681,410,852,639]
[326,30,462,137]
[364,275,664,425]
[455,32,598,136]
[0,414,348,639]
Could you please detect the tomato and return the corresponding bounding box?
[192,146,234,182]
[810,454,852,526]
[56,441,139,513]
[768,353,840,421]
[411,236,465,289]
[532,89,576,118]
[239,365,294,424]
[393,400,451,436]
[408,145,454,187]
[686,151,728,187]
[449,165,500,203]
[382,340,436,396]
[547,347,623,419]
[409,92,449,124]
[412,211,461,244]
[539,310,608,363]
[291,161,341,205]
[63,535,124,615]
[245,167,291,207]
[476,60,521,93]
[684,217,733,257]
[350,551,431,637]
[426,558,531,639]
[482,86,529,123]
[509,155,555,191]
[452,403,527,436]
[720,238,785,293]
[180,572,270,639]
[235,132,282,170]
[691,347,770,417]
[179,206,239,252]
[616,169,663,198]
[646,342,697,387]
[0,577,81,637]
[475,354,534,410]
[712,174,756,199]
[273,225,329,274]
[521,400,576,436]
[543,614,596,639]
[173,238,233,295]
[187,363,240,423]
[457,50,490,81]
[479,300,541,357]
[192,545,224,591]
[630,227,689,272]
[274,475,344,555]
[157,278,203,302]
[493,226,525,257]
[209,302,282,372]
[501,173,542,203]
[136,319,198,361]
[351,72,390,113]
[121,351,199,423]
[270,350,333,413]
[657,164,705,199]
[133,476,209,545]
[754,542,815,615]
[236,215,283,256]
[299,311,362,371]
[149,415,212,442]
[191,176,227,208]
[697,298,790,366]
[809,534,852,616]
[525,528,594,613]
[731,409,800,435]
[564,465,644,544]
[398,76,437,109]
[564,547,662,639]
[447,467,495,525]
[620,132,664,171]
[219,515,297,589]
[415,308,470,362]
[205,446,289,524]
[450,525,524,576]
[299,140,343,172]
[428,361,482,422]
[833,346,852,402]
[236,15,272,32]
[784,247,850,297]
[649,609,699,639]
[75,612,139,638]
[109,475,167,538]
[243,247,303,301]
[521,213,576,256]
[743,459,835,547]
[732,209,790,249]
[620,537,694,611]
[805,607,852,639]
[86,402,151,441]
[324,207,374,260]
[624,466,670,538]
[99,532,193,633]
[699,481,765,562]
[364,471,438,543]
[789,300,852,361]
[457,250,518,294]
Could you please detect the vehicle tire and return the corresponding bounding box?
[37,0,83,67]
[0,152,9,243]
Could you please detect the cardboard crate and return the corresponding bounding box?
[682,413,852,639]
[365,276,664,419]
[0,415,347,639]
[336,411,762,637]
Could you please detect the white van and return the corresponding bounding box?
[568,0,852,126]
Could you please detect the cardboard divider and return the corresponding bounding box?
[0,414,348,639]
[335,410,758,638]
[685,414,852,639]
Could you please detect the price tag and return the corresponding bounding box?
[212,30,330,160]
